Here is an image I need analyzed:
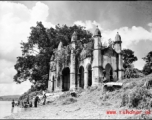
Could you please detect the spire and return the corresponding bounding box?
[71,31,77,41]
[93,26,101,37]
[73,31,77,36]
[57,41,63,50]
[115,32,121,41]
[50,54,55,61]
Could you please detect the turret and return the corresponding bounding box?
[114,32,122,53]
[114,32,123,80]
[71,31,77,42]
[48,54,56,92]
[56,41,63,91]
[70,31,77,91]
[93,26,102,38]
[58,41,63,50]
[92,26,102,86]
[93,26,102,49]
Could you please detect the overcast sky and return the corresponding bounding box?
[0,1,152,96]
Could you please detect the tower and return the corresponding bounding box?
[92,26,102,86]
[70,31,77,90]
[56,41,63,91]
[49,54,56,92]
[114,32,123,80]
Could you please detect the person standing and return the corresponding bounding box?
[43,93,47,105]
[26,95,30,105]
[34,94,39,107]
[11,99,15,113]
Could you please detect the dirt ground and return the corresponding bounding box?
[5,99,137,119]
[5,86,151,119]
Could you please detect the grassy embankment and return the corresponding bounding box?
[6,74,152,119]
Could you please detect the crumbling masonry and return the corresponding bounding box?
[48,27,124,92]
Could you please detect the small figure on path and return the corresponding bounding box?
[26,95,30,105]
[43,93,47,105]
[11,99,15,113]
[29,101,33,107]
[34,94,40,107]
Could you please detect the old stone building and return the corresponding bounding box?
[48,27,124,92]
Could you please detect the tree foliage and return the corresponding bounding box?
[142,51,152,75]
[124,67,144,79]
[121,49,139,79]
[14,22,92,91]
[121,49,138,69]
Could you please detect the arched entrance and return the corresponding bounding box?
[79,66,84,88]
[88,64,92,86]
[62,67,70,91]
[52,76,55,91]
[105,64,113,82]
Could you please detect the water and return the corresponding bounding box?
[0,101,23,119]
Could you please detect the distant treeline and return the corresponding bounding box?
[0,95,20,101]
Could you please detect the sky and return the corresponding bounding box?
[0,1,152,96]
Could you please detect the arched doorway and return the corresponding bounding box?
[62,67,70,91]
[105,64,113,82]
[52,76,55,91]
[88,64,92,86]
[79,66,84,88]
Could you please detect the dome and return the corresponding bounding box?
[93,26,101,37]
[115,32,121,41]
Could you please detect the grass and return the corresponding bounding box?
[61,97,77,105]
[46,74,152,119]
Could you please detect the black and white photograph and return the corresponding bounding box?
[0,1,152,119]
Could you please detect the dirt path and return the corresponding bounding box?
[5,97,142,119]
[5,85,152,119]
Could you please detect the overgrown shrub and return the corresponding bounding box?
[100,92,109,101]
[121,93,129,107]
[87,86,98,92]
[62,97,77,105]
[58,91,71,100]
[76,87,84,94]
[121,87,152,109]
[124,67,144,79]
[123,81,137,90]
[143,79,152,89]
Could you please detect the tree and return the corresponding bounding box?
[14,22,92,91]
[121,49,138,79]
[121,49,138,69]
[142,51,152,75]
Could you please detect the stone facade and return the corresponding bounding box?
[48,27,124,92]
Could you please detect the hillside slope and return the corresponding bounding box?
[6,74,152,119]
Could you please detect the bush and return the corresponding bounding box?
[62,97,77,105]
[121,87,152,109]
[100,92,109,101]
[58,91,71,100]
[121,93,129,107]
[144,79,152,89]
[123,81,137,91]
[76,87,84,94]
[87,86,98,92]
[124,67,144,79]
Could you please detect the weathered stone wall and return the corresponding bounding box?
[48,29,124,92]
[79,57,92,88]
